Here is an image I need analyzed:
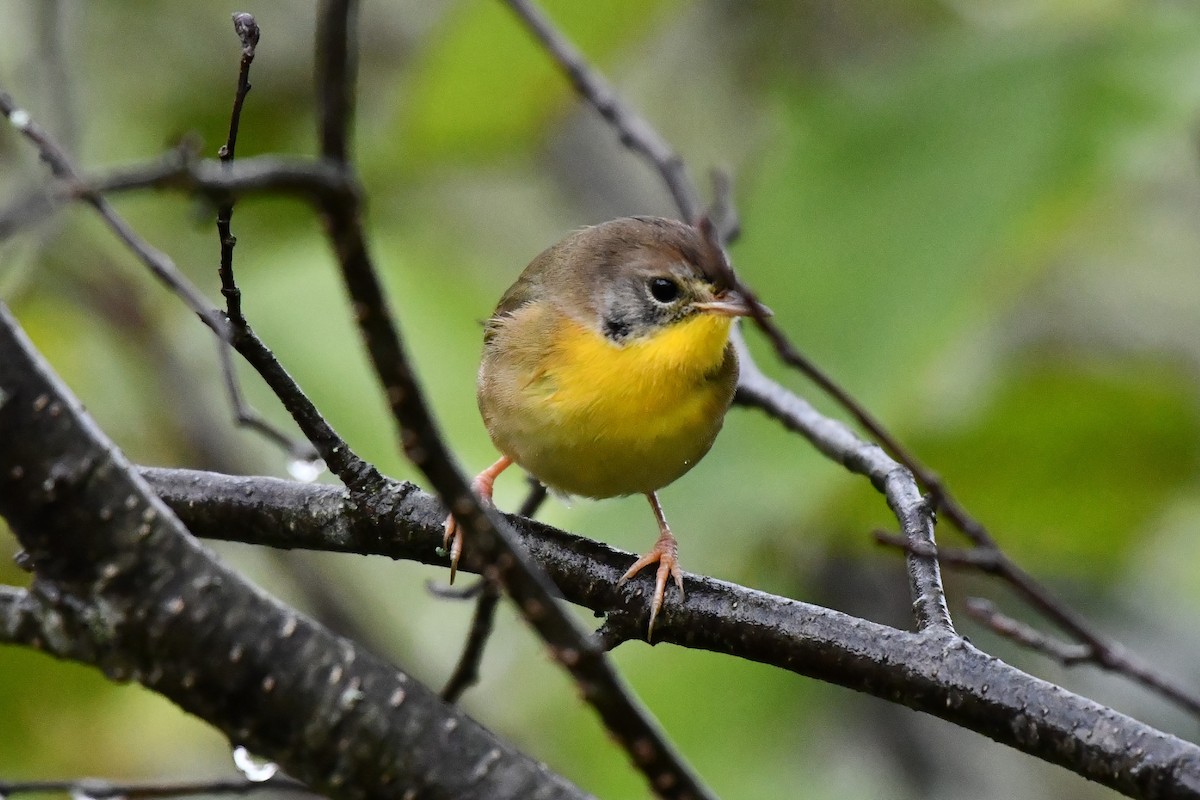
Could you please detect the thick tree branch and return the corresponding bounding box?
[0,302,589,800]
[140,466,1200,800]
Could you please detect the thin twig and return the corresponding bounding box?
[733,339,952,631]
[440,581,502,703]
[965,598,1095,666]
[0,89,285,470]
[500,0,701,222]
[217,11,260,324]
[876,532,1200,716]
[517,476,549,518]
[3,91,365,488]
[441,479,548,703]
[0,151,355,240]
[315,0,356,165]
[211,13,319,462]
[707,167,740,245]
[0,91,230,341]
[313,4,713,798]
[230,320,381,493]
[0,776,314,799]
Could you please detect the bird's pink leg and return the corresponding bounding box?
[618,492,685,638]
[442,455,513,582]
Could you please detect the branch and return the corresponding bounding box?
[0,302,589,800]
[875,533,1200,717]
[0,152,359,238]
[0,99,382,491]
[0,144,379,491]
[207,13,319,462]
[439,581,501,704]
[0,92,229,342]
[733,339,953,630]
[217,11,261,325]
[0,775,312,799]
[500,0,701,222]
[965,598,1095,665]
[140,466,1200,800]
[310,5,712,798]
[442,481,547,703]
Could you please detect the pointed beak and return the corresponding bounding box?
[693,289,771,318]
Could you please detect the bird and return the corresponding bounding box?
[444,216,755,636]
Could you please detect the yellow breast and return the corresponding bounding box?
[480,310,738,498]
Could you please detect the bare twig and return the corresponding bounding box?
[0,88,308,463]
[4,94,379,490]
[0,91,230,341]
[441,479,548,703]
[706,167,740,245]
[210,14,319,462]
[876,532,1200,717]
[228,319,381,493]
[312,4,713,798]
[0,152,358,236]
[440,581,502,703]
[965,598,1094,666]
[315,0,356,165]
[500,0,701,222]
[217,11,261,325]
[3,89,371,490]
[733,341,952,632]
[0,775,313,799]
[517,476,549,518]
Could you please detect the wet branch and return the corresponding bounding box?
[0,303,588,800]
[137,465,1200,800]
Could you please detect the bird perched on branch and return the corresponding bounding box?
[444,216,756,635]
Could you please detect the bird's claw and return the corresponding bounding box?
[442,514,463,584]
[619,541,684,640]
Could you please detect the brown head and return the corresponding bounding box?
[494,216,752,344]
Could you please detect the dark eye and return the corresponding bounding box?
[648,277,680,304]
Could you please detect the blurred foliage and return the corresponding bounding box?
[3,1,1200,799]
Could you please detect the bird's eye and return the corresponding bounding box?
[648,277,681,304]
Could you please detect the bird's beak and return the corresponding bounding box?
[693,289,771,318]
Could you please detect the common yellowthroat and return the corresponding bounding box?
[444,216,755,634]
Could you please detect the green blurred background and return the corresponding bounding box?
[3,1,1200,798]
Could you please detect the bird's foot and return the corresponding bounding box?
[618,531,684,639]
[443,455,513,583]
